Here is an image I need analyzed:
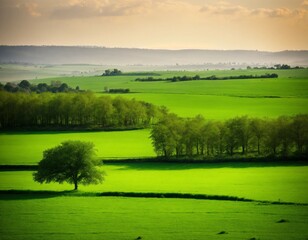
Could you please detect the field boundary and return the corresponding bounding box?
[1,157,308,171]
[101,156,308,164]
[1,190,307,206]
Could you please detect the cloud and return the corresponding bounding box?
[252,8,293,18]
[14,2,42,17]
[51,0,152,19]
[200,2,249,16]
[253,7,308,18]
[24,2,42,17]
[302,0,308,7]
[200,1,308,19]
[50,0,199,19]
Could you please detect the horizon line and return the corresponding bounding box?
[1,45,308,53]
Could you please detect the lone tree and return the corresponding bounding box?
[33,141,104,190]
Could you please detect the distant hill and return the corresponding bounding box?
[0,46,307,66]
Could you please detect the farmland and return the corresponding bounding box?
[1,67,308,239]
[25,68,308,119]
[1,68,307,162]
[1,163,308,203]
[1,1,308,238]
[0,130,154,165]
[2,196,308,240]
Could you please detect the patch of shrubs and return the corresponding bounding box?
[106,88,130,93]
[102,69,122,76]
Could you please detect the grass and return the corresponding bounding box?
[2,68,308,119]
[29,69,308,96]
[1,163,308,203]
[126,93,308,118]
[1,195,308,240]
[1,67,308,239]
[0,130,155,165]
[26,69,308,119]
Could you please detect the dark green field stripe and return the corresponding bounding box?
[0,165,38,171]
[1,157,308,171]
[1,190,307,206]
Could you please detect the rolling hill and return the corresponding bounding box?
[1,46,308,67]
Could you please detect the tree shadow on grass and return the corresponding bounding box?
[0,190,75,200]
[108,161,308,171]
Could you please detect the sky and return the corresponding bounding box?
[0,0,307,51]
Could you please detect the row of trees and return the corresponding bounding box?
[0,91,163,129]
[101,69,160,77]
[150,114,308,158]
[0,80,81,93]
[247,64,305,70]
[136,73,278,82]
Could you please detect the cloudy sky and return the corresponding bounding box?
[0,0,307,51]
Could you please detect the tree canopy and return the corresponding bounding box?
[0,92,163,130]
[102,69,122,76]
[2,80,81,93]
[33,141,104,190]
[150,114,308,159]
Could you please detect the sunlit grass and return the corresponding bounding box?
[124,93,308,119]
[0,130,155,165]
[1,163,308,203]
[27,69,308,119]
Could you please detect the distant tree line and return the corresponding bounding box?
[136,73,278,82]
[0,80,81,93]
[0,92,163,130]
[101,69,160,77]
[105,88,130,93]
[102,69,122,76]
[247,64,305,70]
[151,114,308,159]
[274,64,293,70]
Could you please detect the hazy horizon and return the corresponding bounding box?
[1,44,308,52]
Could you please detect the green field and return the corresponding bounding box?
[26,69,308,119]
[28,69,308,95]
[0,130,154,165]
[3,68,308,118]
[1,196,308,240]
[128,93,308,118]
[1,68,308,239]
[1,163,308,203]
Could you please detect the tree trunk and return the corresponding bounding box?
[230,146,233,156]
[273,146,276,156]
[74,180,78,190]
